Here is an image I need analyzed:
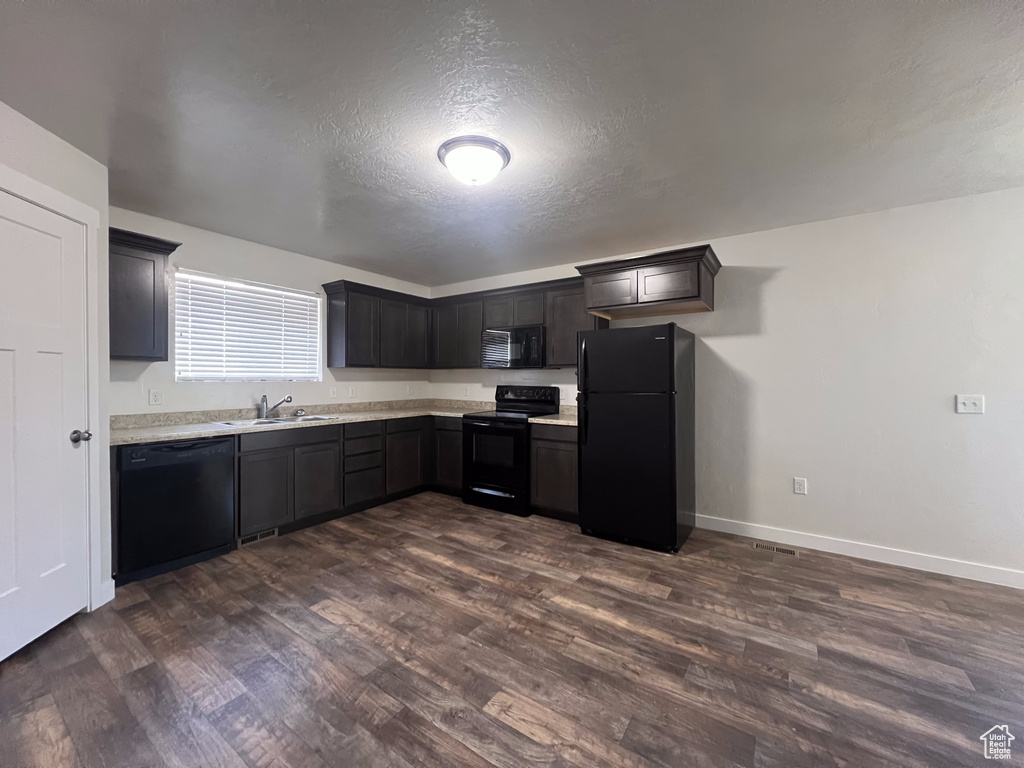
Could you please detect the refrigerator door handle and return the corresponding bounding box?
[580,401,588,445]
[580,336,589,392]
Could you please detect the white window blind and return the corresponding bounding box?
[174,269,322,382]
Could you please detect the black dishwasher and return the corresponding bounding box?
[116,438,235,585]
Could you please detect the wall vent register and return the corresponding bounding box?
[174,269,322,382]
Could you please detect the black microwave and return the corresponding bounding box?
[481,326,545,368]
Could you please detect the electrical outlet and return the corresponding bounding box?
[348,386,357,398]
[406,384,412,396]
[462,386,470,398]
[956,394,985,414]
[793,477,808,495]
[148,389,163,406]
[329,386,338,398]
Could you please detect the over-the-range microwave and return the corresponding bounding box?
[480,325,545,368]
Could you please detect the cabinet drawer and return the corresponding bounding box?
[638,263,699,303]
[345,467,384,506]
[387,416,432,433]
[345,450,382,473]
[240,424,340,453]
[344,420,384,439]
[531,423,576,442]
[434,416,463,432]
[344,435,383,456]
[585,269,638,308]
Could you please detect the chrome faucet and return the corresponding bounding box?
[259,394,292,419]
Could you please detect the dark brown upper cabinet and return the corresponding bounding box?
[577,244,720,319]
[324,280,432,369]
[433,299,484,368]
[545,286,608,367]
[456,301,483,367]
[381,298,430,368]
[432,304,459,368]
[483,295,513,328]
[513,292,544,326]
[323,281,380,367]
[109,228,180,361]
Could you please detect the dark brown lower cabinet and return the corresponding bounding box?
[344,421,385,508]
[385,417,433,496]
[531,425,578,519]
[434,417,462,493]
[239,448,294,536]
[294,442,341,520]
[345,467,384,506]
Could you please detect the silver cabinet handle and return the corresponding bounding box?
[69,430,92,444]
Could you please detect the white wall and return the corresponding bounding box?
[109,208,432,415]
[431,187,1024,585]
[0,99,113,601]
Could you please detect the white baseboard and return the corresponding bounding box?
[696,514,1024,590]
[90,578,116,610]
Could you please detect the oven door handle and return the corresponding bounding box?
[465,421,526,430]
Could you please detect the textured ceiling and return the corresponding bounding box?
[1,1,1023,285]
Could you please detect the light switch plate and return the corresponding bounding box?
[329,386,338,398]
[348,386,357,398]
[956,395,985,414]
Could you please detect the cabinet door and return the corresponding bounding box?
[585,269,638,308]
[483,296,513,328]
[347,292,380,367]
[531,439,577,515]
[406,304,430,368]
[386,430,423,495]
[435,428,463,492]
[513,292,545,326]
[433,305,459,368]
[109,248,168,360]
[456,301,483,368]
[379,298,407,368]
[545,287,589,367]
[294,443,341,520]
[239,449,294,536]
[637,263,699,304]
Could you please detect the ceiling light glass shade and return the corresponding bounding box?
[437,136,510,185]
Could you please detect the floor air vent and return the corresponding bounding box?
[239,529,278,547]
[752,541,798,557]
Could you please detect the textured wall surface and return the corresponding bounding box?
[430,185,1024,581]
[1,2,1024,284]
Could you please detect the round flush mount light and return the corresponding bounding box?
[437,135,511,186]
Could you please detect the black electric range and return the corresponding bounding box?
[462,385,560,516]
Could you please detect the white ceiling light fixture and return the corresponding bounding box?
[437,135,511,186]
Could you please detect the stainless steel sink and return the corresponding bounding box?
[217,418,282,427]
[271,415,333,423]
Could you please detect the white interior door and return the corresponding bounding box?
[0,188,90,662]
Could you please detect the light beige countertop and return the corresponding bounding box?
[528,413,578,427]
[110,410,472,446]
[110,398,578,445]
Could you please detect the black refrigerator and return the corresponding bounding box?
[577,323,695,552]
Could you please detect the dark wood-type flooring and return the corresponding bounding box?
[2,492,1023,767]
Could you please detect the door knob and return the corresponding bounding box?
[69,430,92,444]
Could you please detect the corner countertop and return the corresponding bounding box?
[528,413,578,427]
[110,409,469,446]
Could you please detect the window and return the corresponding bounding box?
[174,269,321,381]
